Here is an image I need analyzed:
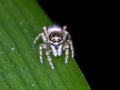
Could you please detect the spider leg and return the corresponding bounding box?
[43,26,54,44]
[45,49,54,69]
[43,26,49,38]
[62,31,68,43]
[39,44,43,63]
[33,33,42,47]
[68,40,74,59]
[63,26,74,59]
[64,43,69,64]
[61,26,71,44]
[33,26,48,47]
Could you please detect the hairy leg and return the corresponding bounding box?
[46,50,54,69]
[33,33,42,46]
[68,40,74,59]
[39,44,43,63]
[64,43,69,64]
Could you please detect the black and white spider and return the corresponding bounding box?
[33,24,74,69]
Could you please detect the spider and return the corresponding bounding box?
[33,24,74,69]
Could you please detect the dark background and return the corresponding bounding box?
[37,0,96,89]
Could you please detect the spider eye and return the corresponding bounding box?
[52,39,56,43]
[57,39,61,42]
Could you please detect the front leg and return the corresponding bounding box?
[68,40,74,59]
[39,44,47,63]
[64,43,69,64]
[45,49,54,69]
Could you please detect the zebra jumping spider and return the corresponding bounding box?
[33,24,74,69]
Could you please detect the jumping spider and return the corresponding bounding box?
[33,24,74,69]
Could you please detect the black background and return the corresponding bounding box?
[37,0,96,89]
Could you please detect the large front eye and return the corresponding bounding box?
[52,39,56,43]
[57,39,61,42]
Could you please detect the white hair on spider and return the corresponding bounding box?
[47,24,62,34]
[33,24,74,69]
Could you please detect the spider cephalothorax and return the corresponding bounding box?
[49,32,63,43]
[33,24,74,69]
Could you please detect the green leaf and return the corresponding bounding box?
[0,0,91,90]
